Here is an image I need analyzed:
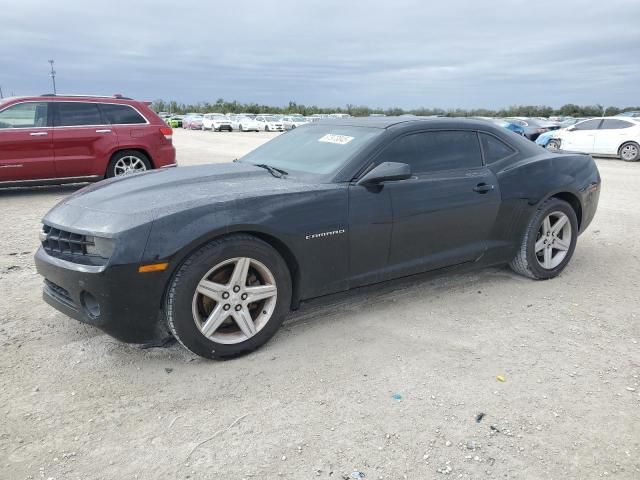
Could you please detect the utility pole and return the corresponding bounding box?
[48,59,57,94]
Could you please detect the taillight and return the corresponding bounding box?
[159,126,173,140]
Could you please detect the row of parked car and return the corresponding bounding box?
[159,112,350,132]
[486,113,640,162]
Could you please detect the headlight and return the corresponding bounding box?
[85,236,116,258]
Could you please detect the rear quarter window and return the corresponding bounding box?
[100,104,147,124]
[479,133,516,163]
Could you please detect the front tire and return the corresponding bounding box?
[619,142,640,162]
[546,139,561,151]
[166,235,292,359]
[106,150,151,178]
[509,198,578,280]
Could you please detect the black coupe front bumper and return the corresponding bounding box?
[35,247,170,343]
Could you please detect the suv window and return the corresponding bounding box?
[100,104,146,124]
[480,133,516,162]
[573,119,602,131]
[56,102,104,126]
[600,119,634,130]
[380,131,482,173]
[0,102,48,129]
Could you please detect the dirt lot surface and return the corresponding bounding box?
[1,129,639,480]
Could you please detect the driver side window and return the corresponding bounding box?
[573,119,602,131]
[378,130,483,174]
[0,102,48,129]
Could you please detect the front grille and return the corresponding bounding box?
[41,225,93,255]
[44,279,77,311]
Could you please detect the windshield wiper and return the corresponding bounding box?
[253,163,288,178]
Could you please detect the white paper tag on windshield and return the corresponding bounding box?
[318,134,354,145]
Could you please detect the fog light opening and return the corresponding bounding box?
[81,291,101,319]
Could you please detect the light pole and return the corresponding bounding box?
[48,59,57,94]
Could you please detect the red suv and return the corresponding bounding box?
[0,94,176,186]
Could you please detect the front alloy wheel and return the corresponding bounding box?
[166,235,292,359]
[192,257,277,344]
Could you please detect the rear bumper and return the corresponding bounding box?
[35,247,169,343]
[154,144,176,168]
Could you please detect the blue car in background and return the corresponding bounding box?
[492,119,525,136]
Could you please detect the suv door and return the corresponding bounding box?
[0,101,54,181]
[51,101,119,178]
[561,119,602,153]
[593,119,636,155]
[382,130,501,275]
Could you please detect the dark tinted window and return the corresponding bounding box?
[600,119,634,130]
[56,102,103,126]
[380,131,482,173]
[480,133,516,163]
[101,104,147,124]
[573,119,602,131]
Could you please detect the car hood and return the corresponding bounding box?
[43,163,315,234]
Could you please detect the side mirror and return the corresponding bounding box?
[566,126,576,131]
[357,162,411,186]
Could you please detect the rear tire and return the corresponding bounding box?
[166,235,292,359]
[106,150,151,178]
[619,142,640,162]
[509,198,578,280]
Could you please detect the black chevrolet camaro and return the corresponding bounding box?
[35,117,601,359]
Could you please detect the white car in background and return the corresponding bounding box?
[281,115,309,130]
[547,117,640,162]
[254,115,284,132]
[233,116,261,132]
[202,113,233,132]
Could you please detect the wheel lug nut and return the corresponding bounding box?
[241,293,248,300]
[222,292,229,299]
[235,305,242,311]
[223,304,230,311]
[233,286,241,293]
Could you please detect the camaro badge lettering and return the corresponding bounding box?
[305,229,345,240]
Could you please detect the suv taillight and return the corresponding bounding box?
[159,126,173,140]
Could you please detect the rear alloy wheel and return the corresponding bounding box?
[107,150,151,178]
[510,198,578,279]
[166,235,292,359]
[619,142,640,162]
[546,139,561,151]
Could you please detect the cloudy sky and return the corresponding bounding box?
[2,0,639,109]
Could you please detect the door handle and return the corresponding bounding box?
[30,131,48,136]
[473,183,494,194]
[95,129,112,133]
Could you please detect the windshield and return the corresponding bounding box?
[239,124,382,176]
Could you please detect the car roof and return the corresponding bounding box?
[2,94,139,104]
[312,116,499,130]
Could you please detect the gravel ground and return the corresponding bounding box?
[1,129,639,480]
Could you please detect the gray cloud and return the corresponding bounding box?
[2,0,639,108]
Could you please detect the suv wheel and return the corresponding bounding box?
[107,150,151,178]
[166,235,292,359]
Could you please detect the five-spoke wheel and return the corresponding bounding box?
[192,257,278,344]
[510,197,578,279]
[166,235,291,359]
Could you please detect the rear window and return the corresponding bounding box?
[56,102,103,126]
[100,104,147,124]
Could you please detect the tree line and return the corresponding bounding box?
[151,98,640,118]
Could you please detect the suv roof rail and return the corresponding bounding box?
[39,93,133,100]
